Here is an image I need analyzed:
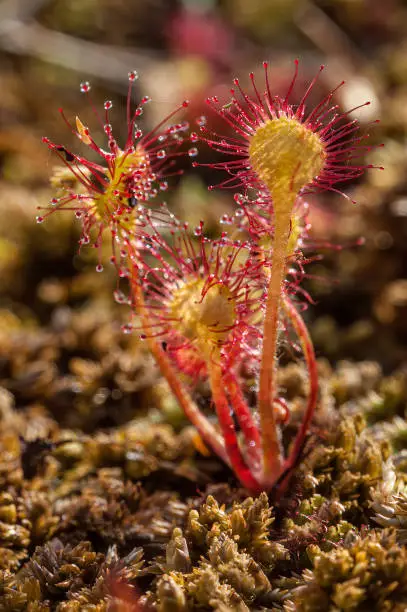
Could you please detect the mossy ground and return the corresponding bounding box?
[0,209,407,610]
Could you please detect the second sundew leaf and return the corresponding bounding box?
[133,217,266,488]
[137,219,261,373]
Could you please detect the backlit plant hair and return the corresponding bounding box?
[40,64,380,495]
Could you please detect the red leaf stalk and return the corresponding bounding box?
[223,369,262,474]
[207,349,262,492]
[282,296,318,474]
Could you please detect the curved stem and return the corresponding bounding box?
[282,297,318,472]
[208,350,262,493]
[223,369,262,474]
[258,212,291,484]
[129,267,229,466]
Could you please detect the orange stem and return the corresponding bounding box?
[258,213,291,485]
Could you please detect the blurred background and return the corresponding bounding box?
[0,0,406,382]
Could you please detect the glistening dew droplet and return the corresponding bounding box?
[80,81,91,93]
[113,289,127,304]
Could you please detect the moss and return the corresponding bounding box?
[1,356,407,610]
[1,539,143,611]
[285,530,407,612]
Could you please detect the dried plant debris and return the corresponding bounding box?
[0,356,407,609]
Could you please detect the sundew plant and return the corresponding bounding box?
[40,63,380,494]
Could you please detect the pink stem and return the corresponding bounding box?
[224,369,262,474]
[208,352,262,493]
[282,296,318,472]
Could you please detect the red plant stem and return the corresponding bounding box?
[223,369,262,474]
[258,212,291,485]
[282,296,318,471]
[208,350,262,492]
[128,264,229,466]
